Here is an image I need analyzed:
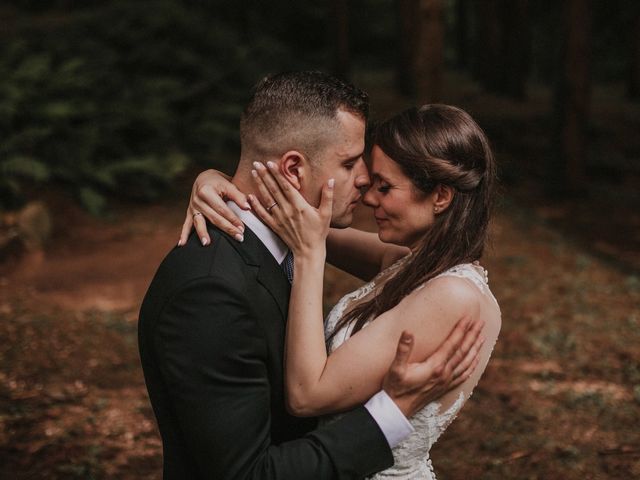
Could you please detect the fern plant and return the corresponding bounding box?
[0,1,293,213]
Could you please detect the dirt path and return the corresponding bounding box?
[1,192,639,479]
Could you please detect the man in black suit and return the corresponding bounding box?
[139,71,480,479]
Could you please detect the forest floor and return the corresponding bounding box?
[1,72,639,479]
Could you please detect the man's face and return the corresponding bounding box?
[304,110,370,228]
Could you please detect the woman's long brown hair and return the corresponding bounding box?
[328,104,496,340]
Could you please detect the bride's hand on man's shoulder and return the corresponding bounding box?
[178,169,250,247]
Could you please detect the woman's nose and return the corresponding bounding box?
[362,187,377,207]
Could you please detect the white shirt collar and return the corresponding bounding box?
[227,201,289,264]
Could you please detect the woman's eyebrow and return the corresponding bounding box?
[371,172,392,183]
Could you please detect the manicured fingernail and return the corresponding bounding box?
[243,202,251,210]
[328,178,335,189]
[251,169,258,177]
[252,161,260,169]
[177,239,183,246]
[234,233,244,242]
[201,237,209,246]
[266,161,275,169]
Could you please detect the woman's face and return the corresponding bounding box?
[363,145,437,251]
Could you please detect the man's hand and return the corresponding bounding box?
[178,169,250,246]
[382,316,484,418]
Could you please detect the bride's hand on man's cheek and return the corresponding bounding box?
[249,161,333,257]
[178,169,250,247]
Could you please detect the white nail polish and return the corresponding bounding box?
[201,237,208,246]
[234,233,244,242]
[253,161,260,169]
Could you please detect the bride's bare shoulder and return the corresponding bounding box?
[382,274,483,360]
[406,273,502,337]
[406,274,482,315]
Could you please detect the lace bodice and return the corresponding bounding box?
[324,258,500,479]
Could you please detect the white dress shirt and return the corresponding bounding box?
[227,201,414,448]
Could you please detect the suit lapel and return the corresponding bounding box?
[223,227,290,319]
[256,258,290,320]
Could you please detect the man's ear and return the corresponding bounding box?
[279,151,308,190]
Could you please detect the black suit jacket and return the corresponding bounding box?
[138,224,394,479]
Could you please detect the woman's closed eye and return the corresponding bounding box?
[377,182,391,193]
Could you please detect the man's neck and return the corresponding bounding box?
[231,172,258,199]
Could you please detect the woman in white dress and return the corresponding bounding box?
[186,104,500,479]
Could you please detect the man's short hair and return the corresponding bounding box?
[239,71,369,165]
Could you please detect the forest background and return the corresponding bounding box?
[1,1,639,479]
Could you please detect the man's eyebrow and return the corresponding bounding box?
[342,150,365,163]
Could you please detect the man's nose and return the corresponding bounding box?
[354,159,370,188]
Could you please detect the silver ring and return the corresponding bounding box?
[192,211,203,220]
[267,202,277,212]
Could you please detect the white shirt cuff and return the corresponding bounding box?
[364,390,414,448]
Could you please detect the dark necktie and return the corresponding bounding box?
[282,251,294,283]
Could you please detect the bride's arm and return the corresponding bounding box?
[249,162,484,417]
[286,272,482,416]
[327,228,409,280]
[179,169,407,279]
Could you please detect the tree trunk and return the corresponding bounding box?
[553,0,591,192]
[629,8,640,99]
[414,0,445,103]
[472,0,501,91]
[329,0,350,79]
[395,0,420,96]
[500,0,530,99]
[455,0,470,69]
[473,0,529,98]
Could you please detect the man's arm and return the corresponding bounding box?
[156,275,394,479]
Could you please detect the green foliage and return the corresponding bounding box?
[0,1,294,212]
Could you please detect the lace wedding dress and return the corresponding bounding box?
[324,256,500,479]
